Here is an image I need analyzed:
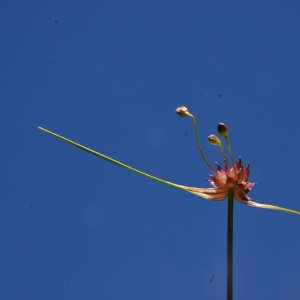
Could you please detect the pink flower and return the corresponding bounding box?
[38,107,300,215]
[174,106,300,214]
[183,159,255,203]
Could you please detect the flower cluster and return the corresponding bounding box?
[174,106,299,214]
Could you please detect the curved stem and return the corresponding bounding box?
[188,115,217,175]
[227,188,234,300]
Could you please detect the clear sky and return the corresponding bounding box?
[1,1,300,299]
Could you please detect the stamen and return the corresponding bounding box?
[176,107,217,175]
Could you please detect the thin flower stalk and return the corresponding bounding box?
[227,189,234,300]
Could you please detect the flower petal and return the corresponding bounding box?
[244,182,256,189]
[235,158,242,170]
[210,175,227,188]
[225,164,231,175]
[216,164,227,181]
[182,186,229,201]
[240,165,250,182]
[226,175,236,187]
[233,187,251,203]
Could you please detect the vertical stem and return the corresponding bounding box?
[227,188,234,300]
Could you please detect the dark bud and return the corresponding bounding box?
[217,123,228,138]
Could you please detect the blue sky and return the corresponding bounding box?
[1,1,300,299]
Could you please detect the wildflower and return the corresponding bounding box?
[174,106,299,215]
[38,106,300,300]
[38,107,300,216]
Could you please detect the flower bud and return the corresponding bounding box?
[217,123,228,138]
[208,134,221,146]
[175,106,189,117]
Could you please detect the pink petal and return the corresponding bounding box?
[216,164,227,180]
[210,175,227,188]
[240,165,250,182]
[225,164,230,175]
[237,166,244,182]
[233,189,251,204]
[235,158,242,170]
[226,175,236,187]
[245,182,256,189]
[229,167,237,180]
[207,179,216,188]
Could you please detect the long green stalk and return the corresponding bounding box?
[38,127,188,193]
[227,188,234,300]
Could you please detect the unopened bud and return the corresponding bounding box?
[208,134,221,146]
[217,123,228,138]
[175,106,190,117]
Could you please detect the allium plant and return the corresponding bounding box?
[39,107,300,300]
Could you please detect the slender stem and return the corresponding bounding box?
[227,188,234,300]
[217,144,229,168]
[38,127,189,193]
[225,137,237,176]
[188,114,217,176]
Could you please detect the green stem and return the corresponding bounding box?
[38,127,188,193]
[188,115,217,176]
[227,188,234,300]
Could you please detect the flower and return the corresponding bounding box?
[174,106,300,215]
[182,158,255,203]
[174,106,256,205]
[38,107,300,216]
